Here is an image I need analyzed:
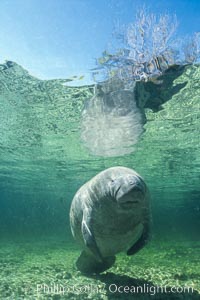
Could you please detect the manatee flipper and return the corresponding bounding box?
[76,250,116,275]
[127,226,150,256]
[81,210,103,262]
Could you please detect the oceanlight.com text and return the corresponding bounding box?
[36,283,194,296]
[108,284,194,295]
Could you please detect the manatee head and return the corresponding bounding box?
[109,174,146,209]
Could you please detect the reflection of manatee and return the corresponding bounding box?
[70,166,151,275]
[81,66,187,157]
[81,80,146,157]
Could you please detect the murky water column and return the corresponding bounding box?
[81,79,146,157]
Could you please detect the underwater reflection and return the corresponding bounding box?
[81,65,187,157]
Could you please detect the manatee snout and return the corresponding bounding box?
[115,175,146,204]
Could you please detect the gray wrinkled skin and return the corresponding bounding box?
[70,166,151,274]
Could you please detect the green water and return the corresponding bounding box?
[0,62,199,299]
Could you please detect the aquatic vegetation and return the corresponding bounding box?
[0,238,199,299]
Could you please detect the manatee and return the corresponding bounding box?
[70,166,151,275]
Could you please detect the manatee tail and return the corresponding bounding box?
[76,251,116,275]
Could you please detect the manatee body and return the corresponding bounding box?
[70,166,151,275]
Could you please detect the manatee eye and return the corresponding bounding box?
[127,175,136,185]
[129,179,135,185]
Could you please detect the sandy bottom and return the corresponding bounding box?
[0,236,199,299]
